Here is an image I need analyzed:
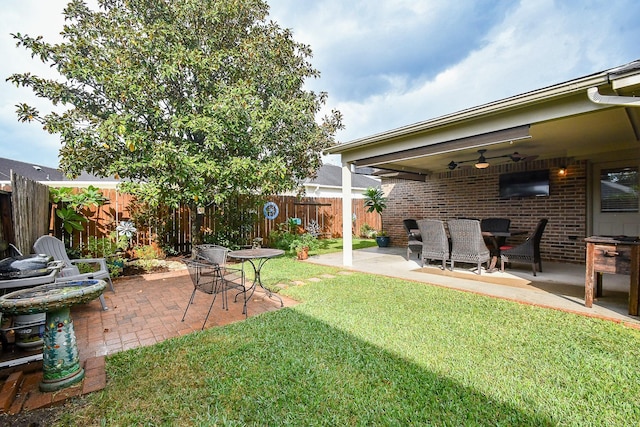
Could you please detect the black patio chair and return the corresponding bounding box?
[448,219,491,274]
[403,219,423,261]
[500,219,548,276]
[194,244,247,314]
[182,250,246,329]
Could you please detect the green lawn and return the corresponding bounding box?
[62,246,640,426]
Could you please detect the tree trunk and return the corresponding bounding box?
[189,203,203,255]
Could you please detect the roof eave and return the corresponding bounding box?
[325,73,611,155]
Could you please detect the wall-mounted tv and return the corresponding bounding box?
[499,170,550,199]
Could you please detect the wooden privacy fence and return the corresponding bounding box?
[11,173,50,256]
[48,189,381,254]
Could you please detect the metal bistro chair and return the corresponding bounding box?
[33,235,114,310]
[403,219,423,261]
[416,219,449,269]
[500,218,549,276]
[448,219,491,275]
[181,259,227,330]
[195,245,247,316]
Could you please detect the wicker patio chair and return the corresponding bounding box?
[447,219,491,274]
[403,219,423,261]
[500,218,548,276]
[33,235,114,310]
[416,219,449,269]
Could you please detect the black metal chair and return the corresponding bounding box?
[448,219,491,274]
[194,244,247,314]
[416,219,449,269]
[403,219,423,261]
[183,246,246,329]
[500,219,549,276]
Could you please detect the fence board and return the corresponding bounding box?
[48,188,380,254]
[11,173,50,255]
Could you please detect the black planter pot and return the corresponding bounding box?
[376,236,391,247]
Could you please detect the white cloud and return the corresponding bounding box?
[321,0,640,142]
[1,0,638,167]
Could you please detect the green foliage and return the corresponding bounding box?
[363,187,387,232]
[85,233,128,259]
[133,244,163,260]
[288,232,320,252]
[359,223,376,238]
[268,220,298,250]
[8,0,343,247]
[50,185,108,210]
[84,233,129,278]
[55,207,87,234]
[50,186,108,235]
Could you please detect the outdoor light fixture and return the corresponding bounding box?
[474,150,490,169]
[558,165,567,176]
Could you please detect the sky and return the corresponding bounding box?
[1,0,639,168]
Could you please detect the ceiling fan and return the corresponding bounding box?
[447,149,538,170]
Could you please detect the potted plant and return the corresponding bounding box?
[363,187,390,247]
[289,233,320,260]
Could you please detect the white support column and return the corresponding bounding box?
[341,163,353,266]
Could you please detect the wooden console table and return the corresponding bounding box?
[584,236,640,315]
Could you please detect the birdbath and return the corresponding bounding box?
[0,280,106,392]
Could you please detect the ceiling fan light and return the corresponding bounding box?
[475,150,489,168]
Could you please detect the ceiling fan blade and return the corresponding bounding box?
[521,154,539,162]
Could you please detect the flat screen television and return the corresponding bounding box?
[499,170,550,199]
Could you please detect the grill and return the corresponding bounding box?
[0,255,56,280]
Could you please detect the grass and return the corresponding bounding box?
[61,248,640,426]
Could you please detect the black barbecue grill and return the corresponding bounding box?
[0,254,57,280]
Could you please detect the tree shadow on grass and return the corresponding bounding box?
[98,309,555,426]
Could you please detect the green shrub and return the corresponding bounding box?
[133,244,164,260]
[360,223,376,238]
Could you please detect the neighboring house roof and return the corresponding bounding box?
[0,157,378,195]
[0,157,120,188]
[325,59,640,178]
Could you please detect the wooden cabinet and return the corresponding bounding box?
[585,236,640,315]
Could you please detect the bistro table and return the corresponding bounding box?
[228,248,285,313]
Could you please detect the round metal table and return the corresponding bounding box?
[228,248,284,313]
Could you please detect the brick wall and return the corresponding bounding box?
[382,157,587,264]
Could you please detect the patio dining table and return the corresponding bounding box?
[482,230,528,270]
[228,248,285,312]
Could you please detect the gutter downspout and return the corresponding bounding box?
[587,87,640,107]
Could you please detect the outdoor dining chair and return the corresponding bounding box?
[416,219,449,269]
[194,244,247,316]
[447,219,491,274]
[403,219,423,261]
[33,235,114,310]
[500,218,548,276]
[181,259,229,330]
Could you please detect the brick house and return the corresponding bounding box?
[326,59,640,266]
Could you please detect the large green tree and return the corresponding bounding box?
[8,0,342,245]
